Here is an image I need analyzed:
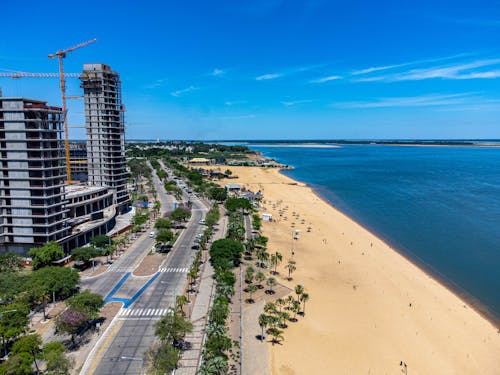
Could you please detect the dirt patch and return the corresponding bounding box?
[133,252,166,276]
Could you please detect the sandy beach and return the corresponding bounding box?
[219,166,500,375]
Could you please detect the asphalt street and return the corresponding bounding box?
[89,163,210,374]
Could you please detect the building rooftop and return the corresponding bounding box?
[65,184,109,198]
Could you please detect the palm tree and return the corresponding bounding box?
[247,284,258,303]
[176,295,189,316]
[153,200,161,218]
[266,277,277,294]
[270,251,283,275]
[275,298,286,313]
[268,327,284,345]
[290,301,301,322]
[278,311,290,328]
[295,284,304,304]
[285,258,296,281]
[263,301,277,316]
[258,314,268,341]
[300,292,310,316]
[206,322,226,338]
[245,267,255,284]
[255,271,266,289]
[256,248,269,268]
[285,295,295,311]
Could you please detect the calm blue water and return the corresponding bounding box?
[252,145,500,320]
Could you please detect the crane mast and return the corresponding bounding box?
[49,38,97,185]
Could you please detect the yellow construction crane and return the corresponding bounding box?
[49,38,97,184]
[0,71,80,79]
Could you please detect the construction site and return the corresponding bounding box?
[0,39,131,254]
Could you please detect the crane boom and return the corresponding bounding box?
[0,72,79,78]
[48,38,97,185]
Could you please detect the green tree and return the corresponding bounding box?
[247,284,258,303]
[26,267,79,319]
[295,284,304,304]
[66,290,103,320]
[224,197,252,213]
[147,342,180,374]
[90,235,111,249]
[285,258,297,281]
[0,253,23,273]
[156,229,174,244]
[209,239,243,271]
[208,187,227,202]
[28,242,64,270]
[154,218,171,230]
[43,341,73,375]
[245,266,255,284]
[154,310,193,347]
[170,207,191,222]
[71,246,100,264]
[11,334,42,373]
[258,314,268,341]
[270,251,283,275]
[266,277,277,294]
[255,271,266,289]
[0,351,34,375]
[0,304,29,357]
[300,292,310,316]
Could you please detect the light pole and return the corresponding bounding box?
[291,229,300,256]
[120,356,145,375]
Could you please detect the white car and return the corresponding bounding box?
[149,231,155,238]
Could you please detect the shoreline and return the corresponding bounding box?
[219,165,500,374]
[302,176,500,330]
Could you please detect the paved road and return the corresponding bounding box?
[89,166,210,374]
[80,162,174,298]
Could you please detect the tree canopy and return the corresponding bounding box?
[154,218,171,230]
[28,242,64,269]
[209,239,243,271]
[156,229,174,244]
[71,246,100,263]
[170,207,191,222]
[224,197,252,212]
[66,290,103,320]
[90,235,111,249]
[0,253,23,273]
[208,187,227,202]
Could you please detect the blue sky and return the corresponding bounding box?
[1,0,499,140]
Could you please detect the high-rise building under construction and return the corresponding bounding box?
[80,64,130,213]
[0,97,69,252]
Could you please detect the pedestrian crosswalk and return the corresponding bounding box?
[118,307,170,317]
[159,267,189,273]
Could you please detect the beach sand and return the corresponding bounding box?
[219,166,500,375]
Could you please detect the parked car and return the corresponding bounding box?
[149,231,155,238]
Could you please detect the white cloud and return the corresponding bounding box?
[256,73,282,81]
[171,85,198,97]
[211,68,225,76]
[281,99,313,106]
[145,78,167,89]
[334,93,471,109]
[354,59,500,82]
[225,100,247,106]
[310,75,342,83]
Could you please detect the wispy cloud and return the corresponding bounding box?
[171,85,198,97]
[218,114,256,120]
[310,75,342,83]
[355,59,500,82]
[256,73,282,81]
[281,99,313,106]
[334,93,471,109]
[145,78,167,89]
[225,100,247,106]
[256,64,325,81]
[352,64,409,76]
[211,68,225,77]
